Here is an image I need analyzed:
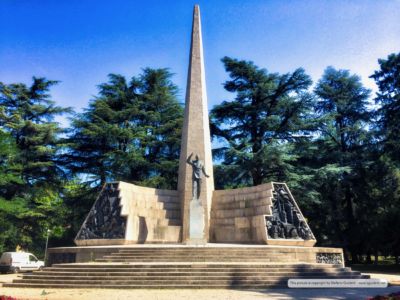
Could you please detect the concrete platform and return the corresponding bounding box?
[4,263,365,289]
[3,244,365,289]
[47,243,344,266]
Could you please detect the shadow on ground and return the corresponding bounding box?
[230,264,400,300]
[245,287,400,300]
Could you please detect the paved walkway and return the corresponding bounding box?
[0,286,399,300]
[1,273,399,300]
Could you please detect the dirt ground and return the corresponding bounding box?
[1,273,399,300]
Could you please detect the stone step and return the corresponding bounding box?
[36,270,354,276]
[157,219,182,226]
[98,258,296,261]
[98,256,296,260]
[13,276,364,284]
[7,263,366,289]
[43,264,348,269]
[108,254,297,258]
[51,263,344,269]
[11,242,356,290]
[41,269,351,276]
[96,257,295,261]
[159,202,180,210]
[96,255,297,262]
[3,283,289,289]
[95,260,296,263]
[112,252,298,255]
[115,248,299,250]
[109,252,316,257]
[31,268,359,274]
[111,251,328,256]
[97,258,296,261]
[20,273,361,280]
[26,268,358,274]
[115,249,302,253]
[114,253,300,255]
[103,253,295,256]
[114,246,288,248]
[103,254,295,258]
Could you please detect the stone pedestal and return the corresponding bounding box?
[187,199,206,244]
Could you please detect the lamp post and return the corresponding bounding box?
[44,229,51,266]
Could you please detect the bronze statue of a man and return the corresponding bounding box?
[186,153,210,200]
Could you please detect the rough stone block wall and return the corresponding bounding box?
[75,181,181,245]
[210,182,316,246]
[118,182,181,243]
[210,183,273,243]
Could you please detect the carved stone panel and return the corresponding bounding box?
[75,183,126,240]
[265,183,314,240]
[316,253,343,265]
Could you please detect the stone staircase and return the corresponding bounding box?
[4,247,368,289]
[96,247,299,262]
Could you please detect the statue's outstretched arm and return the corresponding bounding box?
[186,153,193,165]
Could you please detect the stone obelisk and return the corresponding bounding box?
[178,5,214,244]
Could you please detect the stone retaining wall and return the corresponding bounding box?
[75,181,181,245]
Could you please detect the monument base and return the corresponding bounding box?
[188,199,206,242]
[46,243,344,267]
[4,243,366,289]
[184,238,207,245]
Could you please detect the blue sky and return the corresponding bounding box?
[1,0,400,126]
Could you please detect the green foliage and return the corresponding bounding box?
[1,55,399,264]
[65,69,183,189]
[213,59,400,263]
[0,78,71,187]
[0,78,71,256]
[370,52,400,163]
[299,67,373,260]
[1,69,183,254]
[0,130,24,253]
[211,57,314,187]
[0,130,23,192]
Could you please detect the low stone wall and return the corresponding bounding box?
[48,246,121,266]
[210,183,273,243]
[210,182,317,247]
[47,245,345,267]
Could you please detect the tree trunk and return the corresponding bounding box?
[100,169,106,186]
[350,249,359,264]
[366,251,372,264]
[374,250,379,265]
[251,134,263,186]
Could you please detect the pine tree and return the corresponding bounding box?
[370,52,400,163]
[0,78,71,253]
[210,57,314,187]
[0,130,24,253]
[64,74,140,186]
[370,52,400,263]
[66,69,183,189]
[134,68,183,188]
[312,67,372,261]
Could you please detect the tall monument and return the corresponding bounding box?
[177,5,214,244]
[74,4,316,249]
